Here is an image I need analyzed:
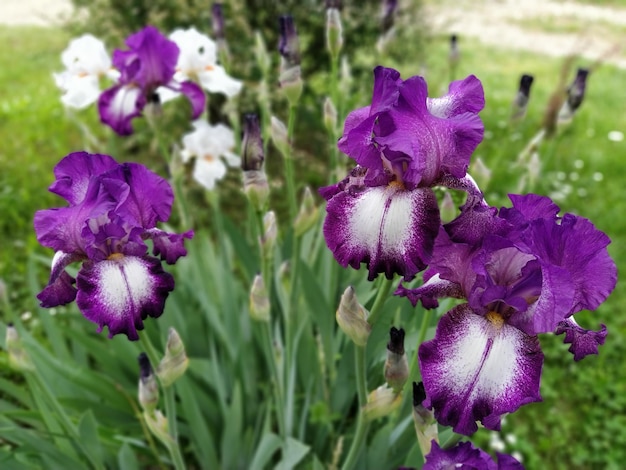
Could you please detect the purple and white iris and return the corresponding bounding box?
[397,194,616,435]
[34,151,193,340]
[423,440,523,470]
[98,26,205,135]
[321,66,484,280]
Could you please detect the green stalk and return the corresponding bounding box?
[261,321,287,438]
[284,105,298,222]
[139,333,186,470]
[367,277,396,326]
[340,344,369,470]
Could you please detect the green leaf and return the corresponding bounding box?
[276,437,310,470]
[77,410,103,464]
[117,442,139,470]
[249,432,282,470]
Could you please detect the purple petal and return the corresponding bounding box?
[49,152,118,205]
[337,114,382,173]
[98,84,145,136]
[145,228,194,264]
[101,162,174,227]
[420,304,543,435]
[395,273,464,309]
[319,166,368,201]
[167,79,206,119]
[121,26,179,89]
[496,453,525,470]
[323,185,440,280]
[36,251,83,307]
[370,66,402,113]
[427,74,485,118]
[526,213,616,314]
[555,317,607,361]
[82,212,147,261]
[377,75,484,186]
[76,255,174,340]
[424,441,497,470]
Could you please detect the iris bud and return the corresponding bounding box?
[362,384,402,421]
[384,327,409,392]
[336,286,371,346]
[6,323,33,371]
[156,328,189,387]
[249,274,270,322]
[138,352,159,410]
[294,187,319,237]
[412,381,439,457]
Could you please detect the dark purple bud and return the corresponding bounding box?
[567,68,590,112]
[387,326,405,355]
[242,114,264,171]
[211,3,225,40]
[449,34,460,62]
[138,352,153,383]
[278,15,300,67]
[519,73,534,99]
[381,0,398,33]
[412,381,426,407]
[325,0,342,9]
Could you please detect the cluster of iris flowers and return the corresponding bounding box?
[322,66,616,449]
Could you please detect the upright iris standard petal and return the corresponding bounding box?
[420,305,543,435]
[323,184,440,280]
[49,152,118,204]
[76,255,174,340]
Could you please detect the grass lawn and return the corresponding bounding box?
[0,20,625,468]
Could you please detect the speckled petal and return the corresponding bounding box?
[420,304,543,435]
[323,184,440,280]
[555,316,607,361]
[76,255,174,340]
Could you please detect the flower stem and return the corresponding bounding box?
[140,333,186,470]
[367,277,396,326]
[284,104,298,222]
[261,321,287,439]
[163,385,186,470]
[341,344,369,470]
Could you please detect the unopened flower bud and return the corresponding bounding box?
[449,34,460,65]
[270,115,290,158]
[138,353,159,410]
[157,328,189,387]
[323,97,338,134]
[511,74,534,121]
[558,68,590,124]
[144,409,172,447]
[241,114,264,172]
[362,385,402,421]
[6,323,33,371]
[381,0,398,35]
[255,31,271,75]
[294,187,319,237]
[336,286,371,346]
[211,3,225,41]
[278,15,300,67]
[412,381,438,456]
[242,114,269,210]
[384,327,409,391]
[325,7,343,60]
[250,274,270,322]
[278,15,303,104]
[260,211,277,257]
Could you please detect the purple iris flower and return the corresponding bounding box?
[423,440,523,470]
[98,26,205,135]
[397,194,616,435]
[34,151,193,340]
[320,66,484,281]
